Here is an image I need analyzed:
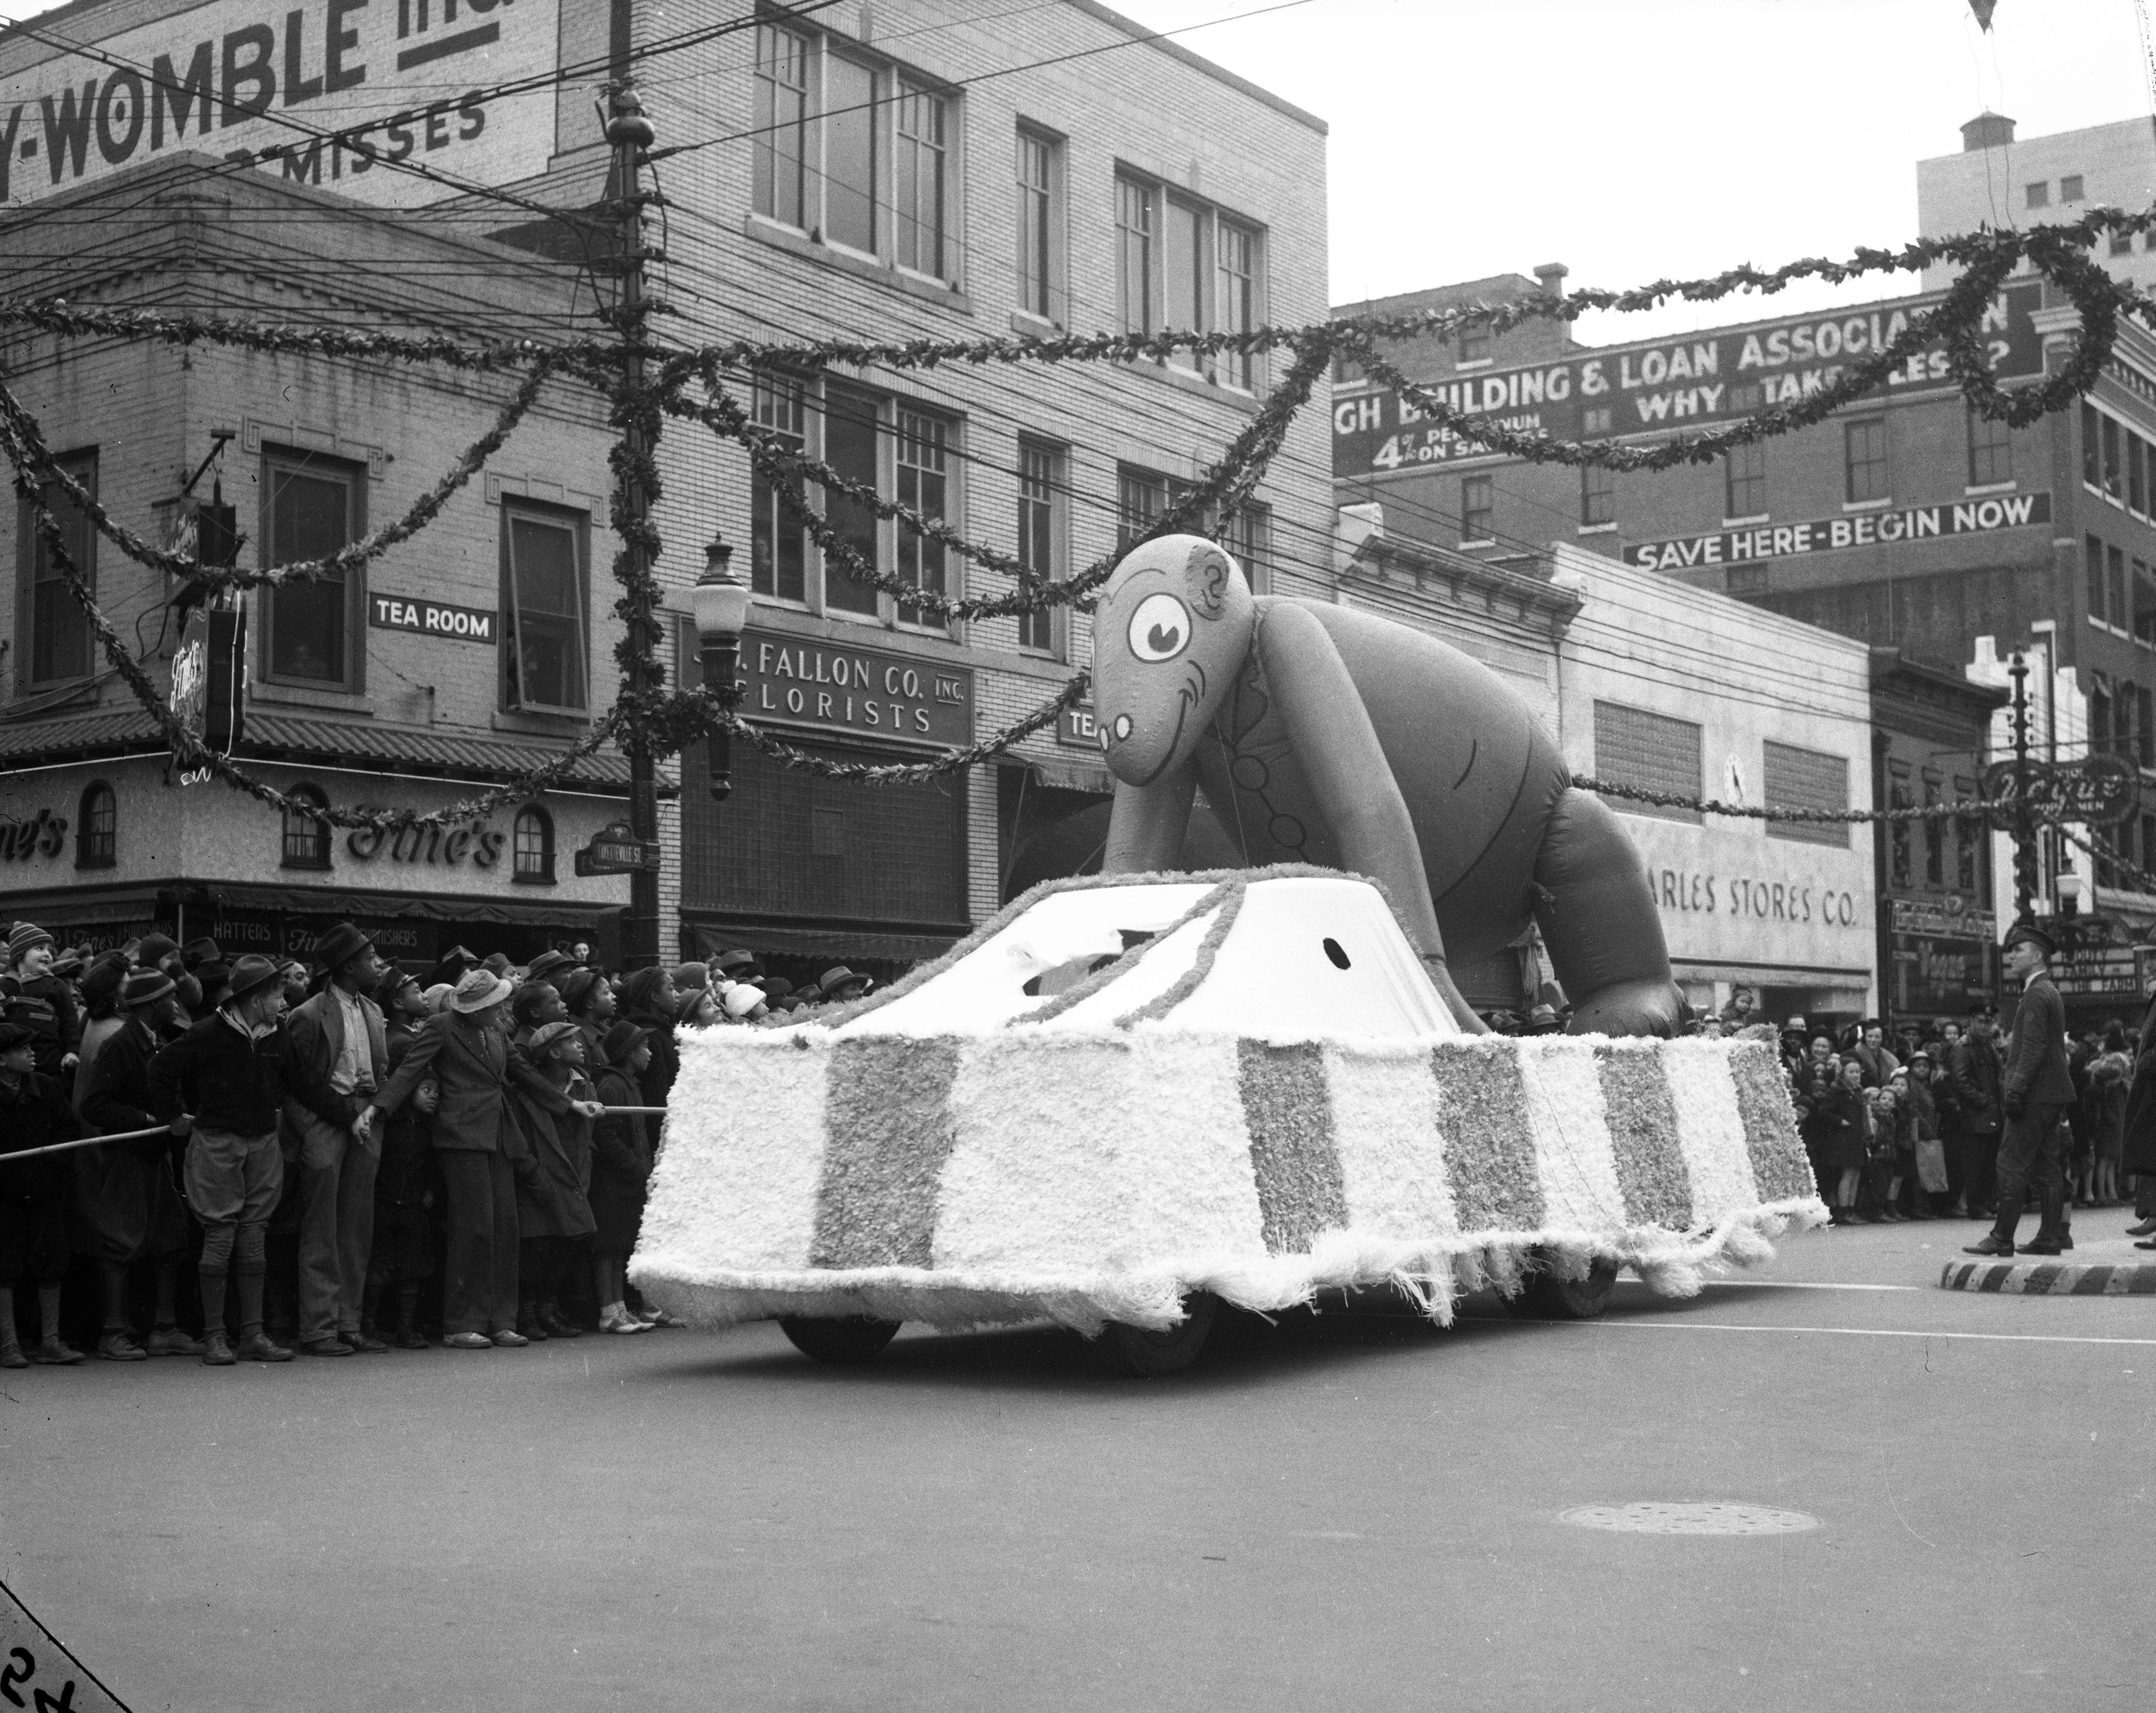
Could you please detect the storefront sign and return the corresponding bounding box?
[1646,865,1865,930]
[344,818,507,868]
[1978,753,2139,828]
[369,594,497,644]
[169,604,246,769]
[1626,491,2051,573]
[1057,702,1101,751]
[1889,895,1997,941]
[2051,943,2146,999]
[741,633,973,747]
[0,0,560,208]
[1889,929,1996,1015]
[0,808,67,861]
[1333,283,2044,478]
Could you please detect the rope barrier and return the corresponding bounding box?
[0,1125,174,1164]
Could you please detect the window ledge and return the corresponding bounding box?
[1120,357,1262,414]
[1964,481,2018,497]
[511,870,558,887]
[744,214,973,315]
[1722,513,1770,528]
[1010,308,1063,338]
[1575,522,1618,536]
[1454,358,1494,372]
[491,709,594,739]
[1457,537,1497,550]
[250,681,371,715]
[1842,497,1893,513]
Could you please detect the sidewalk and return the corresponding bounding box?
[1931,1210,2156,1294]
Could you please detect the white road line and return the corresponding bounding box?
[1692,1280,1922,1293]
[1565,1320,2156,1348]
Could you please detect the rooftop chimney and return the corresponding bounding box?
[1961,111,2015,152]
[1533,261,1569,295]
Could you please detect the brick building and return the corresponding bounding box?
[0,0,1333,976]
[0,160,636,968]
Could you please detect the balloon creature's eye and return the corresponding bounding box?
[1127,593,1192,662]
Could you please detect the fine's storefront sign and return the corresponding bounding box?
[345,818,507,867]
[0,0,560,208]
[0,808,67,861]
[741,634,973,747]
[1626,491,2052,572]
[369,594,497,643]
[1332,284,2044,478]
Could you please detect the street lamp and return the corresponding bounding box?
[690,532,753,802]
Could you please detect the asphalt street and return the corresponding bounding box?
[2,1216,2149,1713]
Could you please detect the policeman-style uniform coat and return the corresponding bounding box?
[2003,971,2077,1113]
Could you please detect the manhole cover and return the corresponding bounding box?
[1559,1502,1820,1536]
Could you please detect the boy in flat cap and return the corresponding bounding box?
[0,1020,90,1366]
[282,924,389,1356]
[1967,920,2078,1256]
[507,1021,598,1340]
[77,971,199,1358]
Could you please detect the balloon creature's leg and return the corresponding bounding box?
[1531,788,1683,1038]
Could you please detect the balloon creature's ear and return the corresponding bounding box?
[1187,539,1234,619]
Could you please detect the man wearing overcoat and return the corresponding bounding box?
[1967,921,2078,1257]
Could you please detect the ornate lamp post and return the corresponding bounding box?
[690,533,753,801]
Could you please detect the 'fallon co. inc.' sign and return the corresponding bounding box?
[740,633,973,747]
[1332,284,2044,478]
[1626,491,2051,572]
[0,0,559,208]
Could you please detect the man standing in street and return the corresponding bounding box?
[282,924,388,1357]
[149,954,349,1365]
[1967,922,2078,1257]
[1950,1005,2005,1219]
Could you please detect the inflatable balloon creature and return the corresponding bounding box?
[1094,535,1682,1036]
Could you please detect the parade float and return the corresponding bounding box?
[630,541,1825,1373]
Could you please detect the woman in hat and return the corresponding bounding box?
[675,988,722,1032]
[816,966,875,1006]
[618,967,679,1108]
[0,1020,91,1366]
[720,983,769,1025]
[365,967,548,1350]
[3,925,80,1082]
[70,951,133,1108]
[558,968,616,1065]
[506,1020,598,1340]
[589,1021,655,1334]
[75,970,200,1359]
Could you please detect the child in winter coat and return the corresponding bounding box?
[590,1022,658,1334]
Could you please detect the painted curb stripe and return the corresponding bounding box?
[809,1036,963,1270]
[1237,1039,1349,1255]
[1431,1044,1545,1233]
[1937,1259,2156,1294]
[1594,1047,1695,1229]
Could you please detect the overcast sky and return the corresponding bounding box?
[1116,0,2154,341]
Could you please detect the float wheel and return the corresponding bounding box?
[1105,1292,1220,1376]
[1503,1253,1620,1320]
[779,1316,902,1364]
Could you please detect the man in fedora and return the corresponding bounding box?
[817,966,874,1004]
[1967,920,2078,1257]
[282,923,389,1356]
[149,953,350,1365]
[77,969,199,1360]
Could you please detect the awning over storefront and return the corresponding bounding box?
[1672,959,1871,997]
[685,915,967,965]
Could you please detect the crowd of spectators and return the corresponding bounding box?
[0,920,874,1366]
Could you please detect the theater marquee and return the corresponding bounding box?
[0,0,559,207]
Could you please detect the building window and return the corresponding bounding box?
[75,780,115,870]
[2133,434,2148,514]
[822,380,884,618]
[281,784,332,870]
[1457,325,1490,364]
[2091,535,2109,620]
[749,372,809,604]
[1216,220,1261,391]
[1889,772,1912,889]
[1924,777,1944,886]
[1015,126,1061,323]
[2026,181,2050,208]
[262,451,363,689]
[893,81,949,278]
[2138,559,2156,644]
[1222,502,1271,596]
[501,503,588,713]
[1967,407,2013,487]
[15,448,96,688]
[752,23,810,231]
[1461,474,1494,542]
[1956,779,1981,892]
[512,805,554,884]
[2111,543,2130,629]
[1843,417,1888,504]
[1763,740,1849,848]
[754,26,960,287]
[2084,403,2102,488]
[1015,439,1061,654]
[2061,174,2084,202]
[2140,684,2154,766]
[1580,463,1616,528]
[2105,414,2123,498]
[1115,171,1157,335]
[1593,702,1702,825]
[2114,231,2136,257]
[1117,465,1169,550]
[894,406,950,628]
[1724,443,1766,517]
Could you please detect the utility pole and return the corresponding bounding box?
[607,83,662,970]
[2009,648,2037,925]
